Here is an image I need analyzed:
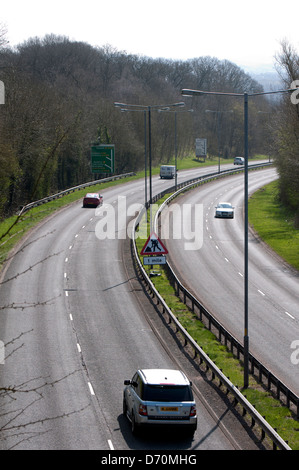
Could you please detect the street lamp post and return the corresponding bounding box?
[119,108,148,206]
[158,108,193,190]
[114,101,185,209]
[244,92,249,386]
[182,86,296,388]
[257,111,271,162]
[205,109,233,173]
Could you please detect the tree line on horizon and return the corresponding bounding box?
[0,28,297,224]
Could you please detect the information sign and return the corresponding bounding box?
[143,256,166,265]
[140,232,168,256]
[195,138,207,158]
[91,144,115,173]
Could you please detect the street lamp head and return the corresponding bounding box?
[114,102,128,108]
[115,101,186,110]
[173,101,186,107]
[182,88,244,97]
[182,89,204,97]
[155,102,185,110]
[182,87,299,99]
[205,109,233,114]
[158,107,193,114]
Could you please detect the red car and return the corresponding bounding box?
[83,192,103,208]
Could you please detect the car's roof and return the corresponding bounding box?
[139,369,190,386]
[85,193,99,197]
[218,202,232,206]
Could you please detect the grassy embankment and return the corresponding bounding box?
[248,180,299,271]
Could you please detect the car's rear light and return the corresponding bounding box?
[189,405,196,417]
[138,404,148,416]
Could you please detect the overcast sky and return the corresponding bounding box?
[2,0,298,73]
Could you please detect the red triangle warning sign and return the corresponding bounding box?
[140,232,168,256]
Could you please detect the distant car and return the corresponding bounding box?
[234,157,244,165]
[83,193,103,208]
[123,369,197,436]
[215,202,234,218]
[160,165,176,179]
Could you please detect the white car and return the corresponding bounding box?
[234,157,244,165]
[123,369,197,436]
[215,202,234,218]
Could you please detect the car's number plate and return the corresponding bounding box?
[160,406,178,411]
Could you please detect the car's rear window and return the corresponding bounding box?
[143,384,193,402]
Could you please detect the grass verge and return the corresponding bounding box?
[248,180,299,270]
[0,178,131,269]
[135,191,299,450]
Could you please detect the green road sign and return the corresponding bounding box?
[91,144,115,173]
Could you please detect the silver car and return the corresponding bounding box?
[123,369,197,436]
[234,156,244,165]
[215,202,234,218]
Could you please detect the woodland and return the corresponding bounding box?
[0,28,298,222]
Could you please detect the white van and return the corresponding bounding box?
[160,165,176,179]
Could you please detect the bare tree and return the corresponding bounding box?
[0,23,8,49]
[273,40,299,225]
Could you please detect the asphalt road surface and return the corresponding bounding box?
[164,167,299,394]
[0,163,271,450]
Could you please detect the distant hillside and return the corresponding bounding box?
[241,63,283,92]
[250,71,283,92]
